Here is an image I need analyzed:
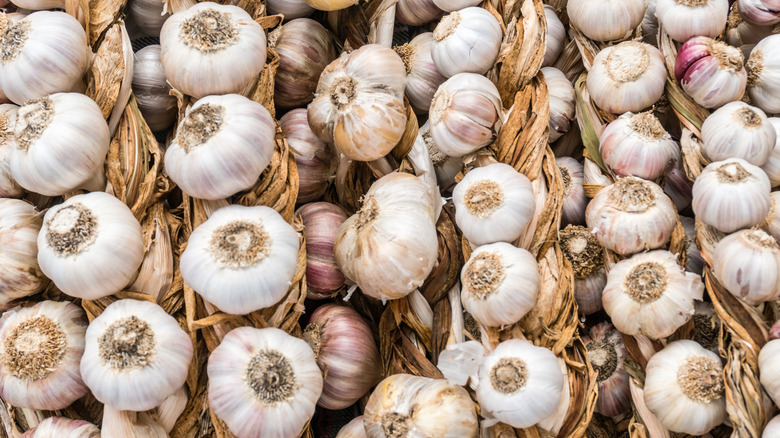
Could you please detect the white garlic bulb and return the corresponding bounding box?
[335,172,438,302]
[280,109,336,204]
[674,36,748,109]
[38,192,144,300]
[761,118,780,187]
[0,199,46,308]
[655,0,729,42]
[336,416,366,438]
[431,0,481,11]
[476,339,564,429]
[0,11,90,104]
[132,45,177,132]
[81,299,193,411]
[644,340,726,435]
[543,5,565,67]
[583,322,631,417]
[0,301,88,410]
[396,0,442,26]
[568,0,645,41]
[430,7,502,77]
[560,225,607,315]
[0,104,23,198]
[303,0,359,11]
[127,0,169,37]
[764,415,780,437]
[308,44,407,162]
[419,121,461,189]
[160,2,267,98]
[692,158,771,233]
[209,326,322,438]
[364,374,479,437]
[9,0,65,9]
[600,111,679,180]
[164,94,275,200]
[585,177,677,255]
[453,163,535,246]
[701,101,775,166]
[602,250,704,339]
[557,157,588,226]
[21,417,100,438]
[460,242,540,327]
[181,205,300,315]
[543,67,575,143]
[395,32,447,114]
[587,42,667,114]
[429,73,503,157]
[713,228,780,305]
[747,34,780,115]
[9,92,110,196]
[739,0,780,26]
[266,0,314,20]
[760,338,780,406]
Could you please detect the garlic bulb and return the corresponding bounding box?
[765,192,780,240]
[160,2,267,98]
[664,155,695,210]
[644,340,726,435]
[364,374,479,437]
[583,323,631,417]
[680,216,704,274]
[132,45,177,132]
[0,199,46,308]
[266,0,314,20]
[0,104,22,198]
[568,0,645,41]
[431,7,502,77]
[739,0,780,25]
[602,250,704,339]
[701,101,775,165]
[127,0,169,37]
[9,0,64,9]
[298,202,347,299]
[9,92,109,196]
[308,44,407,162]
[0,301,88,410]
[726,10,773,47]
[713,228,780,304]
[429,73,503,157]
[543,5,565,67]
[460,242,540,327]
[273,18,336,110]
[395,33,447,114]
[764,415,780,437]
[209,326,322,438]
[38,192,144,300]
[642,0,659,46]
[585,177,677,255]
[587,42,667,114]
[674,36,748,109]
[396,0,441,26]
[431,0,481,11]
[419,121,461,189]
[760,338,780,406]
[476,339,564,428]
[336,416,366,438]
[303,304,381,409]
[280,109,336,203]
[557,157,588,226]
[761,119,780,187]
[599,111,679,180]
[453,163,535,246]
[335,173,438,302]
[560,225,607,315]
[0,11,89,104]
[303,0,359,11]
[181,205,299,314]
[747,34,780,114]
[164,94,275,200]
[21,417,100,438]
[692,158,771,233]
[81,299,193,411]
[543,67,575,143]
[655,0,729,42]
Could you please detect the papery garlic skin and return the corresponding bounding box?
[692,158,771,233]
[298,202,347,299]
[655,0,729,42]
[587,42,667,114]
[760,339,780,406]
[0,199,46,309]
[644,340,726,435]
[760,119,780,187]
[453,163,535,246]
[701,101,775,165]
[303,0,359,11]
[431,7,501,78]
[418,121,461,189]
[0,301,88,410]
[267,0,315,19]
[0,103,23,198]
[713,228,780,305]
[336,416,367,438]
[747,34,780,114]
[642,0,659,46]
[20,417,100,438]
[364,374,479,437]
[543,5,565,66]
[127,0,169,37]
[280,109,336,203]
[181,205,300,314]
[395,33,447,114]
[543,67,575,143]
[602,250,704,339]
[680,216,704,274]
[764,415,780,437]
[600,111,679,180]
[0,11,89,104]
[727,8,773,47]
[674,37,748,109]
[568,0,645,42]
[739,0,780,25]
[560,225,606,315]
[38,192,144,300]
[308,44,407,162]
[209,327,322,438]
[557,157,588,226]
[160,2,266,98]
[396,0,441,26]
[764,192,780,240]
[132,45,177,132]
[583,323,631,417]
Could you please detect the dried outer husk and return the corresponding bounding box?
[87,0,125,46]
[553,39,586,84]
[329,157,374,214]
[420,205,462,306]
[162,0,196,14]
[495,0,545,108]
[244,48,281,118]
[324,3,371,50]
[130,202,175,304]
[85,20,133,136]
[678,127,708,181]
[574,74,611,174]
[65,0,90,34]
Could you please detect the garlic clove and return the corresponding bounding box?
[560,225,606,315]
[543,67,575,143]
[132,45,177,132]
[713,228,780,305]
[430,7,502,77]
[655,0,729,42]
[543,5,565,66]
[20,417,100,438]
[336,416,367,438]
[297,202,347,299]
[394,32,447,114]
[599,111,679,180]
[0,198,47,309]
[583,322,631,417]
[568,0,646,42]
[675,37,748,109]
[281,108,337,204]
[747,34,780,115]
[267,0,315,20]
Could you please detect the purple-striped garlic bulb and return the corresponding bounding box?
[674,36,747,109]
[298,202,348,299]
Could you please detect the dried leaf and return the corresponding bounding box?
[496,0,546,108]
[87,0,125,46]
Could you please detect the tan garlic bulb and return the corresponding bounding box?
[747,34,780,115]
[543,5,565,67]
[713,228,780,305]
[587,42,667,114]
[308,44,407,162]
[0,301,88,410]
[0,11,89,104]
[273,18,336,110]
[543,67,575,143]
[132,45,177,132]
[568,0,645,41]
[430,7,502,77]
[21,417,100,438]
[336,416,366,438]
[164,94,275,200]
[600,112,679,180]
[304,304,381,410]
[602,250,704,339]
[181,205,300,314]
[280,109,336,203]
[364,374,479,437]
[655,0,729,42]
[395,33,447,114]
[644,340,726,435]
[298,202,347,299]
[127,0,169,37]
[0,103,22,198]
[760,118,780,187]
[692,158,771,233]
[560,225,607,315]
[209,327,322,438]
[760,338,780,406]
[38,192,144,300]
[557,157,588,226]
[9,92,109,196]
[419,121,461,189]
[429,73,503,157]
[585,177,678,255]
[0,199,46,309]
[680,216,704,274]
[675,37,748,109]
[701,101,775,166]
[160,2,267,98]
[396,0,441,26]
[583,322,631,417]
[266,0,314,20]
[303,0,359,11]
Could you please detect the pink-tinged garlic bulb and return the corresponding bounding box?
[543,5,565,66]
[567,0,645,42]
[430,7,502,77]
[560,225,607,315]
[701,101,775,166]
[0,104,22,197]
[298,202,347,299]
[739,0,780,25]
[0,301,88,410]
[557,157,588,226]
[675,37,747,109]
[266,0,314,20]
[396,0,442,26]
[680,216,704,275]
[20,417,100,438]
[747,34,780,114]
[583,322,631,417]
[0,199,46,309]
[760,119,780,187]
[655,0,729,42]
[599,112,679,180]
[713,228,780,305]
[336,416,367,438]
[280,109,336,203]
[395,33,447,114]
[543,67,575,143]
[304,304,381,409]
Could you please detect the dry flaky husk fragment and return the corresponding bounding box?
[494,0,545,107]
[87,0,126,46]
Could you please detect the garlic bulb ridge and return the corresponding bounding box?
[0,104,22,198]
[298,202,347,299]
[431,7,502,77]
[281,108,336,204]
[266,0,315,20]
[760,338,780,406]
[543,5,565,66]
